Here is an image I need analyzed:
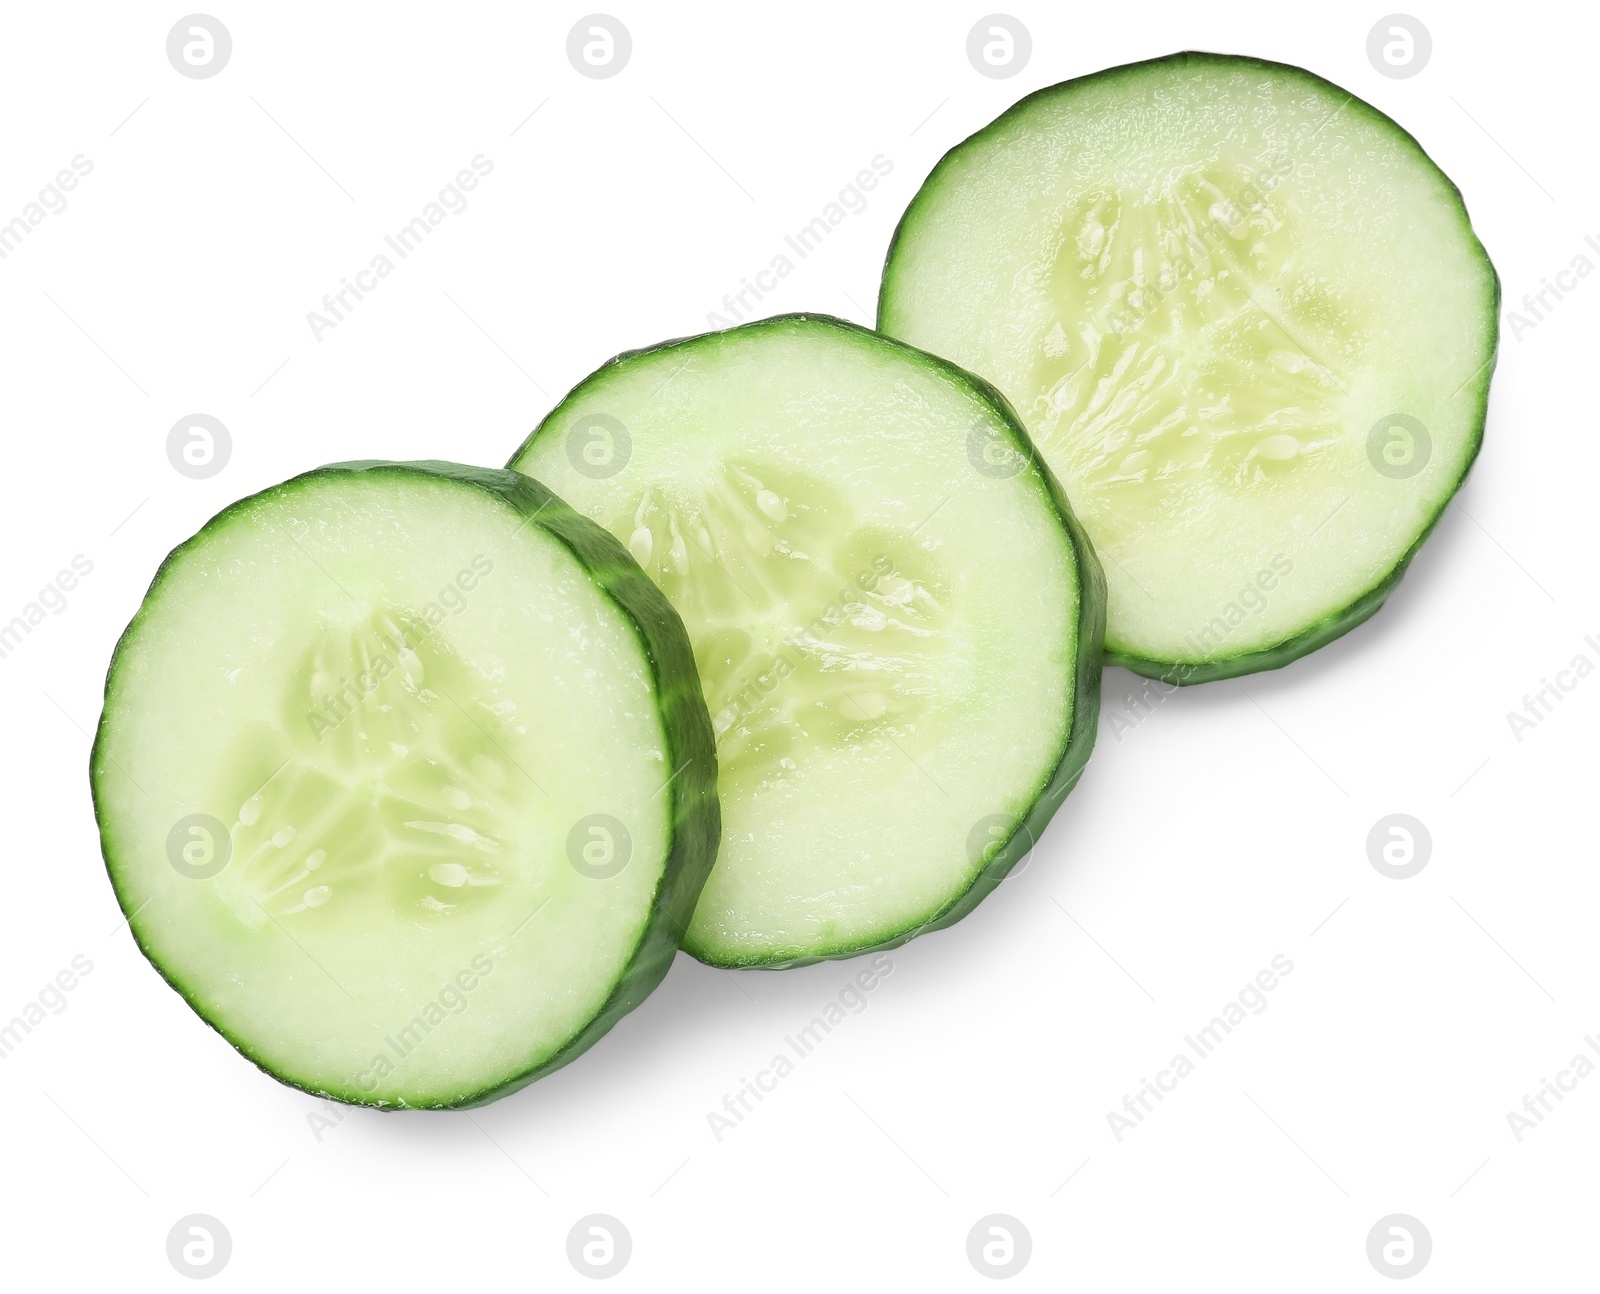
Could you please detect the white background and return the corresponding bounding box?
[1,1,1593,1288]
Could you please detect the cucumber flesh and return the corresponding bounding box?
[91,462,718,1108]
[511,315,1103,967]
[879,53,1499,680]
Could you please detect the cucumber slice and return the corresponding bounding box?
[91,461,718,1108]
[879,53,1499,681]
[510,315,1103,967]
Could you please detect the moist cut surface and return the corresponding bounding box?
[880,53,1499,679]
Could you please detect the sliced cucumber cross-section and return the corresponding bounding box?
[880,52,1499,681]
[511,315,1104,967]
[92,461,718,1108]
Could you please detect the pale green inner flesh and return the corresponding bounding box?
[1033,166,1346,502]
[620,460,951,802]
[882,60,1498,665]
[217,607,517,926]
[515,321,1081,962]
[94,473,672,1105]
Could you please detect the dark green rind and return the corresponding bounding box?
[509,313,1105,969]
[878,51,1500,685]
[90,460,720,1110]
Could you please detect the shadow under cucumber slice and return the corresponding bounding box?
[510,314,1104,968]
